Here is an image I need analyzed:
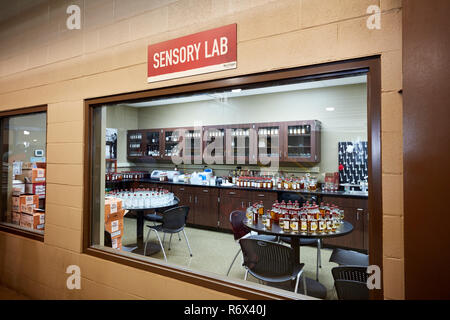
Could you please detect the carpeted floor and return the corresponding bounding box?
[121,217,339,299]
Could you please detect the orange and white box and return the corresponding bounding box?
[12,196,20,212]
[104,198,123,221]
[111,237,122,250]
[19,194,39,207]
[20,212,45,230]
[12,212,21,225]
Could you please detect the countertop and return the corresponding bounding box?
[106,179,368,199]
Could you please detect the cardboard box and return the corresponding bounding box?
[105,214,124,239]
[104,198,123,221]
[25,182,46,199]
[111,237,122,250]
[21,168,46,183]
[12,212,20,225]
[20,212,45,230]
[12,180,25,196]
[12,196,20,212]
[19,194,39,208]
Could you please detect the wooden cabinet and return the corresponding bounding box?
[251,191,277,213]
[127,120,321,164]
[172,185,195,224]
[194,188,219,228]
[203,126,225,164]
[225,123,258,165]
[172,185,218,228]
[321,196,368,251]
[218,189,253,231]
[281,120,321,163]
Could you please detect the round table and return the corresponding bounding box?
[244,219,354,298]
[122,197,179,256]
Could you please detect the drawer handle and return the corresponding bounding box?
[229,191,236,195]
[180,188,185,191]
[257,194,265,197]
[203,189,209,193]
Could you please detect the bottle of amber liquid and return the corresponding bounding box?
[290,214,299,233]
[258,201,264,215]
[309,218,318,234]
[300,217,308,233]
[282,214,291,232]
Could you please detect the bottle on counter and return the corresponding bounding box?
[290,213,299,233]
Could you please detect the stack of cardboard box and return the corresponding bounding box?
[11,162,46,231]
[104,197,124,250]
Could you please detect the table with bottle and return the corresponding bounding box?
[244,200,354,297]
[107,188,179,255]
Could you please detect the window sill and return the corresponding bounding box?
[0,223,44,242]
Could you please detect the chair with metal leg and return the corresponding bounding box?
[143,206,192,262]
[239,238,307,295]
[280,237,322,281]
[331,265,369,300]
[226,210,277,276]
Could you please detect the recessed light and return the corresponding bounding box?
[24,130,30,135]
[326,107,335,112]
[231,88,242,93]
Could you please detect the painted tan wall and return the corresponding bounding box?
[0,0,404,299]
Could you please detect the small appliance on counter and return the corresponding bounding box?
[151,170,180,182]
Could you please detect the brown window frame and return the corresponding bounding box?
[84,56,382,300]
[0,104,48,242]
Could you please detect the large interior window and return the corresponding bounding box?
[89,72,369,299]
[0,110,47,237]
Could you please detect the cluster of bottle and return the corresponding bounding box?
[107,188,174,209]
[228,170,321,192]
[129,133,143,140]
[105,172,146,182]
[236,176,274,188]
[288,125,311,135]
[246,200,344,234]
[258,128,279,136]
[275,175,318,191]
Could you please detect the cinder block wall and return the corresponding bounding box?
[0,0,404,299]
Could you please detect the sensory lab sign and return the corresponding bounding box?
[148,24,237,83]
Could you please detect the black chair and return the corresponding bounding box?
[143,206,192,262]
[331,266,369,300]
[226,210,277,276]
[329,248,369,266]
[279,192,322,281]
[144,196,180,224]
[239,238,307,295]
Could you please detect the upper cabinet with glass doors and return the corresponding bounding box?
[281,120,321,163]
[127,120,321,164]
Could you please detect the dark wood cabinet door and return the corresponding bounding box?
[323,206,365,250]
[194,191,219,228]
[252,191,277,213]
[321,196,368,251]
[218,196,247,231]
[172,185,194,224]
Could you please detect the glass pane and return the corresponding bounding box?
[258,126,280,157]
[287,125,312,158]
[90,73,369,299]
[0,112,47,235]
[146,131,160,157]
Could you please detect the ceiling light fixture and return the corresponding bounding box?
[326,107,335,112]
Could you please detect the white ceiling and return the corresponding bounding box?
[122,75,367,108]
